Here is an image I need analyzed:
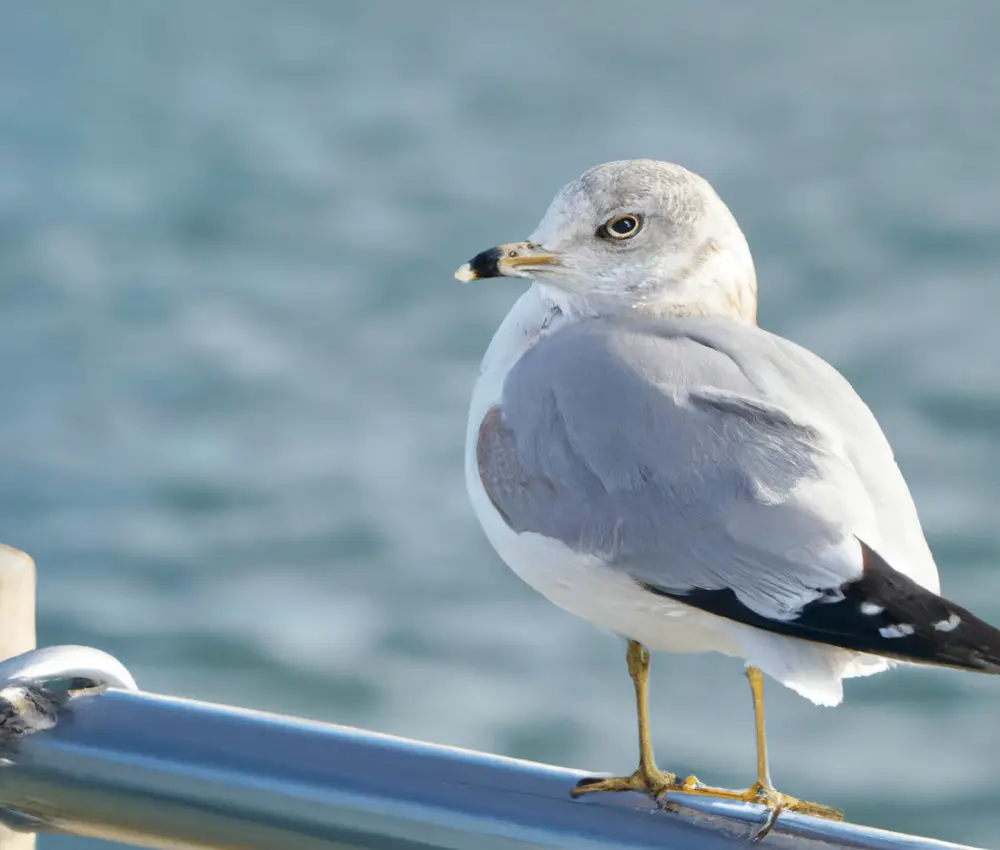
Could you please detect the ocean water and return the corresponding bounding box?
[2,2,1000,846]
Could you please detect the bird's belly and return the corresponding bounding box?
[465,289,740,657]
[466,448,740,657]
[464,289,893,704]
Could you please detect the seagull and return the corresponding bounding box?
[456,159,1000,835]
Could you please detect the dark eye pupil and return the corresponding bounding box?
[611,217,636,234]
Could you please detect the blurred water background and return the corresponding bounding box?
[2,2,1000,847]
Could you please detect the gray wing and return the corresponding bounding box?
[477,317,979,664]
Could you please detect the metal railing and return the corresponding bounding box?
[0,547,987,850]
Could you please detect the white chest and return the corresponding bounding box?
[463,287,740,657]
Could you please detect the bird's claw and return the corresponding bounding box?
[572,766,679,798]
[575,770,842,843]
[667,779,843,841]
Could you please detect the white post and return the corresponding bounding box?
[0,545,37,850]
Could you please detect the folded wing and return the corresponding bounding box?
[478,317,1000,671]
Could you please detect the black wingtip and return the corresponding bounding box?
[850,541,1000,674]
[640,540,1000,674]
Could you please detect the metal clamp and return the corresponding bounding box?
[0,646,137,741]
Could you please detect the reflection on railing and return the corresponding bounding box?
[0,547,984,850]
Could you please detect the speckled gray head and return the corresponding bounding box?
[456,159,758,323]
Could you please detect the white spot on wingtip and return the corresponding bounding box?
[934,613,961,632]
[860,602,884,616]
[879,623,915,638]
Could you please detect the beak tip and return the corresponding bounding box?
[454,263,477,283]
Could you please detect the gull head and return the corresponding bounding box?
[455,159,758,323]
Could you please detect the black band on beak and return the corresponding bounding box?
[467,247,503,280]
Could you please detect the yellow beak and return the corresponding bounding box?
[455,242,559,282]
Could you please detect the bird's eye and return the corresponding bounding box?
[599,214,643,240]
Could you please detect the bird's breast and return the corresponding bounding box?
[463,287,740,657]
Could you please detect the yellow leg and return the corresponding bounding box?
[572,652,843,839]
[572,640,679,797]
[748,665,773,789]
[672,667,843,840]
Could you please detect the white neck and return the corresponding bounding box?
[651,244,758,324]
[538,249,758,326]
